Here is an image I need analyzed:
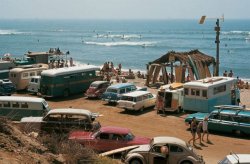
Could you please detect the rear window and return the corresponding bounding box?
[121,96,135,102]
[107,88,118,93]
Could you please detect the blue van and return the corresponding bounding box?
[185,105,250,136]
[102,83,147,103]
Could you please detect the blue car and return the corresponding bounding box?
[0,79,16,96]
[184,105,250,136]
[102,83,147,103]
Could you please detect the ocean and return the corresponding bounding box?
[0,19,250,80]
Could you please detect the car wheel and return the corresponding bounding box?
[63,89,69,97]
[181,160,193,164]
[130,158,142,164]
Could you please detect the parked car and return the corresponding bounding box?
[0,79,16,96]
[20,108,101,133]
[184,105,250,136]
[68,126,151,152]
[117,91,156,112]
[121,136,204,164]
[102,83,147,103]
[85,81,110,98]
[218,152,250,164]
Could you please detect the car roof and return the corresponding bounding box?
[152,136,186,147]
[0,96,45,103]
[100,126,131,135]
[48,108,92,116]
[212,109,250,117]
[91,81,109,85]
[226,154,250,163]
[108,83,134,89]
[122,91,152,97]
[41,65,99,77]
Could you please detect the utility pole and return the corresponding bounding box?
[214,19,220,76]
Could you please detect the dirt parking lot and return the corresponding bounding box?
[34,91,249,164]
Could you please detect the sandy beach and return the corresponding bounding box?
[11,77,249,164]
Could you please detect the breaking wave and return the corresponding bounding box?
[94,34,142,39]
[84,41,156,47]
[0,29,27,35]
[222,31,250,35]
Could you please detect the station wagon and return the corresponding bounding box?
[117,91,156,112]
[102,83,147,103]
[185,105,250,136]
[20,108,101,133]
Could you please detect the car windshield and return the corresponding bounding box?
[107,88,118,93]
[124,133,135,141]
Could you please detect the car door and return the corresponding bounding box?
[168,144,186,164]
[208,113,221,131]
[148,145,168,164]
[41,113,62,133]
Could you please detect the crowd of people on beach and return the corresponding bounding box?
[223,69,249,89]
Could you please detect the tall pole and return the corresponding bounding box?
[214,19,220,76]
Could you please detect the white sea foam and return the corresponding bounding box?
[94,34,142,39]
[84,41,156,47]
[0,29,26,35]
[222,31,250,35]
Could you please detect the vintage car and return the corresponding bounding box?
[0,79,16,96]
[218,153,250,164]
[117,91,156,112]
[102,83,147,103]
[20,108,101,133]
[122,136,204,164]
[184,105,250,136]
[85,81,110,98]
[68,126,151,152]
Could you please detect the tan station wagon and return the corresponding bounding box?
[122,136,204,164]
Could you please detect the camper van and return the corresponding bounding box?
[0,96,50,121]
[27,76,41,94]
[40,65,100,97]
[157,83,184,113]
[9,64,48,90]
[183,77,240,113]
[0,79,16,96]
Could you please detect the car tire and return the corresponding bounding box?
[130,158,142,164]
[181,160,193,164]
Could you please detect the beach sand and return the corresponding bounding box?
[13,77,250,163]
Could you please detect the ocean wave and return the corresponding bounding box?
[94,34,142,39]
[222,31,250,35]
[0,29,27,35]
[84,41,156,47]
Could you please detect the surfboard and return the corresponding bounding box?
[99,145,139,156]
[187,55,200,80]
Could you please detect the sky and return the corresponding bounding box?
[0,0,250,20]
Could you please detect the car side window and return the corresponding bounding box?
[148,94,153,98]
[44,114,62,121]
[209,113,219,120]
[170,145,183,153]
[131,86,136,91]
[120,88,126,94]
[143,94,148,100]
[111,134,123,141]
[220,115,233,121]
[99,133,109,139]
[126,87,132,92]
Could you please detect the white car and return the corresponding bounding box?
[117,91,156,112]
[218,153,250,164]
[122,136,204,164]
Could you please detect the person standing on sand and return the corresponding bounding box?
[195,121,203,144]
[156,92,164,115]
[228,70,233,77]
[188,117,197,145]
[202,117,209,142]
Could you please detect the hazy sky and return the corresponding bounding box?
[1,0,250,20]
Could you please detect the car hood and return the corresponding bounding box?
[20,117,43,123]
[129,144,150,153]
[68,131,94,140]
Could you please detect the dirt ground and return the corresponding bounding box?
[9,78,250,163]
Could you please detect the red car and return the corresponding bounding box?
[68,126,151,152]
[85,81,110,98]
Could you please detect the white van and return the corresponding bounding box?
[117,91,156,112]
[219,153,250,164]
[0,96,50,121]
[27,76,41,94]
